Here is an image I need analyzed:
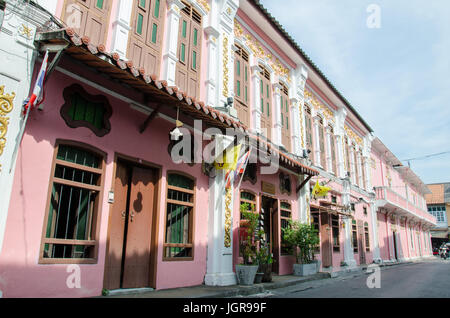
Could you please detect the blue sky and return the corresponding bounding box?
[259,0,450,185]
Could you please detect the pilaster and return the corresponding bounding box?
[161,0,184,86]
[205,134,237,286]
[110,0,133,58]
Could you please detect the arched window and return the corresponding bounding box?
[329,125,337,175]
[259,65,272,140]
[352,220,358,253]
[176,1,202,99]
[280,202,292,255]
[234,44,250,126]
[128,0,166,76]
[318,115,326,168]
[364,222,370,251]
[164,172,195,259]
[332,214,340,252]
[304,105,314,162]
[240,191,257,219]
[40,142,105,263]
[280,82,291,151]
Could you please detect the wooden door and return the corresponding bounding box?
[104,163,158,290]
[320,213,332,268]
[62,0,111,46]
[104,161,129,290]
[271,200,280,274]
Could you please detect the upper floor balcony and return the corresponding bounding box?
[375,186,436,226]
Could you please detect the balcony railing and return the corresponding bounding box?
[375,186,436,224]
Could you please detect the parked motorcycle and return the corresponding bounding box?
[440,246,449,260]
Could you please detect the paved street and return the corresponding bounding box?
[247,258,450,298]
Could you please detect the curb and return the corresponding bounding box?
[199,273,331,298]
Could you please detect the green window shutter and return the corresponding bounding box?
[154,0,160,18]
[139,0,146,8]
[180,43,186,62]
[237,80,241,97]
[266,84,269,98]
[182,20,187,38]
[96,0,104,9]
[267,102,270,116]
[193,28,198,46]
[68,93,106,132]
[237,60,240,76]
[151,23,158,43]
[245,86,248,102]
[137,14,144,35]
[261,98,264,113]
[192,51,197,69]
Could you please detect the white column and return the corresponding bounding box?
[273,82,282,146]
[294,67,308,157]
[205,134,237,286]
[161,0,184,86]
[342,178,357,268]
[370,204,382,263]
[110,0,133,58]
[204,26,220,107]
[335,107,347,178]
[250,64,262,134]
[356,150,363,187]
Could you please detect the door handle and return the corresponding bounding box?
[130,211,135,223]
[121,211,126,219]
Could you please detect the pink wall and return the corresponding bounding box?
[0,68,210,297]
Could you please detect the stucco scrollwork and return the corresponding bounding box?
[224,187,232,248]
[0,85,16,171]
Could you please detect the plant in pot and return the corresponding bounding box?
[255,239,273,283]
[283,220,320,277]
[236,203,259,285]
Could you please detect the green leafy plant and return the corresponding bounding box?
[256,241,273,265]
[282,220,320,264]
[239,203,259,265]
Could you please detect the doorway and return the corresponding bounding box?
[320,212,332,268]
[104,159,159,290]
[393,231,398,260]
[358,220,366,265]
[261,196,279,274]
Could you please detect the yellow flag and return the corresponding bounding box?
[215,144,242,171]
[312,181,331,198]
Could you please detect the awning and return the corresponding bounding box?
[34,28,319,177]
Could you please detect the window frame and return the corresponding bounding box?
[364,222,370,252]
[280,201,293,256]
[38,140,107,264]
[352,220,358,253]
[163,170,196,261]
[332,214,340,252]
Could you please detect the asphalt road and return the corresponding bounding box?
[265,258,450,298]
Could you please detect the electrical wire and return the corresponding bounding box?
[402,151,450,163]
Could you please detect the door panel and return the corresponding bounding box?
[122,167,157,289]
[320,213,332,268]
[104,162,129,291]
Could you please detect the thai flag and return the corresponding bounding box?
[233,149,250,179]
[24,50,49,114]
[224,148,251,189]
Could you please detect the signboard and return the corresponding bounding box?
[262,181,276,196]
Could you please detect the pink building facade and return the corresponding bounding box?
[0,0,435,298]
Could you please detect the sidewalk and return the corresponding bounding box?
[102,259,426,298]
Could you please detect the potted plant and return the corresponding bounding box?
[255,239,273,283]
[283,220,320,277]
[236,203,259,285]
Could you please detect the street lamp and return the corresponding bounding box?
[0,0,6,30]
